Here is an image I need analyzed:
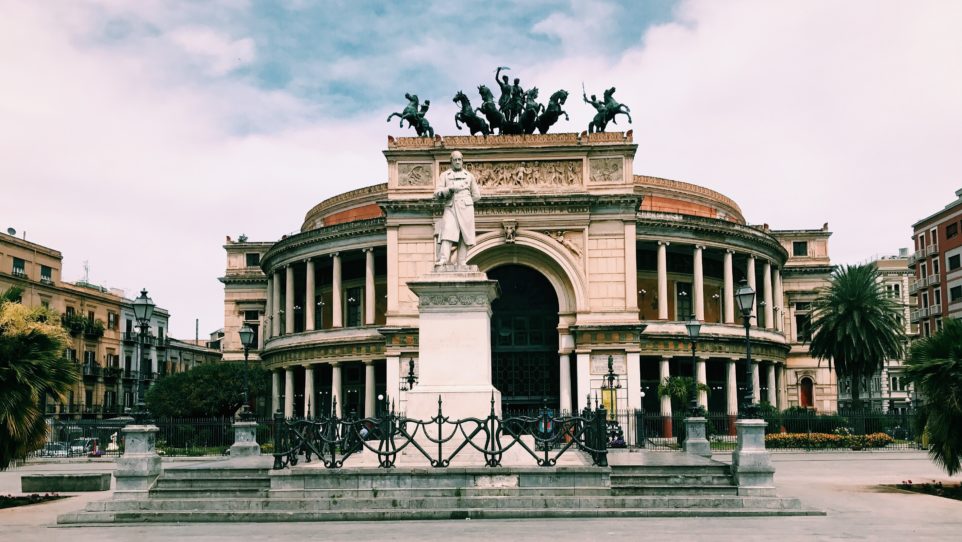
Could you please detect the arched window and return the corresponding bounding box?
[800,377,815,408]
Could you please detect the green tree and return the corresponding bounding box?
[0,288,77,470]
[145,362,270,418]
[808,264,904,410]
[905,318,962,475]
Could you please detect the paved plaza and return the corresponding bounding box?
[1,452,960,541]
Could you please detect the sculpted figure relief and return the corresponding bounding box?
[435,151,481,267]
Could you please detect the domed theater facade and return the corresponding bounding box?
[220,132,837,422]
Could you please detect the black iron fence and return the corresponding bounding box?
[272,396,610,469]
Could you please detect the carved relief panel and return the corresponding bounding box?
[588,157,625,184]
[439,159,583,193]
[397,162,433,187]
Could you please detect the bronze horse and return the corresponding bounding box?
[476,85,505,133]
[519,87,544,135]
[453,91,491,136]
[387,93,434,137]
[535,89,569,134]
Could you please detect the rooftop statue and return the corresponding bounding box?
[535,89,570,135]
[387,93,435,137]
[477,85,505,133]
[583,85,632,133]
[519,87,543,135]
[453,91,491,136]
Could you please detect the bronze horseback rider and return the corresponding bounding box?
[387,93,434,137]
[583,85,631,133]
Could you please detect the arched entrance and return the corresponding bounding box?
[488,265,560,414]
[799,377,814,408]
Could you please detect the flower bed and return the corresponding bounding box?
[0,494,64,510]
[896,480,962,501]
[765,432,894,449]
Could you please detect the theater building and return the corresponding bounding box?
[222,132,840,420]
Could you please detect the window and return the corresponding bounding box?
[951,285,962,303]
[948,222,959,239]
[40,265,52,283]
[87,310,95,323]
[792,241,808,257]
[245,253,261,267]
[794,301,811,311]
[346,287,363,327]
[41,299,49,309]
[12,256,25,277]
[83,350,95,364]
[800,377,814,408]
[66,306,76,317]
[795,314,811,342]
[157,326,164,341]
[244,310,259,321]
[107,312,117,329]
[949,254,961,271]
[936,318,943,331]
[923,321,931,337]
[918,232,926,249]
[675,283,692,320]
[125,319,133,333]
[933,258,940,275]
[885,283,901,300]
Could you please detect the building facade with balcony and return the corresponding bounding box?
[909,188,962,337]
[227,133,845,421]
[0,230,175,418]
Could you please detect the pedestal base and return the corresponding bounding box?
[405,386,502,420]
[732,419,776,496]
[229,421,261,457]
[683,417,711,458]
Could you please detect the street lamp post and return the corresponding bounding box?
[238,323,256,420]
[734,278,760,418]
[401,358,418,391]
[684,315,702,415]
[131,289,155,422]
[601,355,621,420]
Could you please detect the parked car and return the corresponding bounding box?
[69,438,100,457]
[40,442,69,457]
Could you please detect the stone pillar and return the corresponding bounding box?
[364,248,376,325]
[777,364,788,410]
[331,362,342,417]
[271,370,281,413]
[271,271,282,337]
[751,361,761,403]
[695,356,708,409]
[285,265,295,334]
[257,312,266,350]
[331,253,342,328]
[693,245,705,321]
[684,417,711,457]
[229,420,260,457]
[627,352,641,415]
[386,355,400,406]
[284,367,294,418]
[726,359,738,435]
[766,362,777,406]
[304,364,315,418]
[774,269,784,332]
[559,353,572,414]
[746,255,757,321]
[305,259,316,331]
[659,356,672,438]
[732,419,775,496]
[723,249,735,324]
[763,260,773,330]
[657,241,669,320]
[364,360,376,417]
[265,276,273,340]
[114,425,162,499]
[576,353,591,412]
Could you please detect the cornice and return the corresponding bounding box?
[635,212,789,263]
[261,218,387,271]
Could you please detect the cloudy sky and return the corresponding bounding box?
[2,0,960,339]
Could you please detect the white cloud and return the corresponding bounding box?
[167,26,256,76]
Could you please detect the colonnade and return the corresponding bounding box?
[265,248,377,338]
[271,359,380,419]
[653,242,784,330]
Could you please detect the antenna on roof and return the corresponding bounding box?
[6,227,15,236]
[83,261,90,283]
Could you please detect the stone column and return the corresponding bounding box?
[386,355,400,406]
[763,260,773,330]
[576,353,591,412]
[114,424,162,499]
[774,269,784,332]
[657,241,669,320]
[627,351,641,415]
[726,359,738,435]
[271,370,281,413]
[559,353,572,414]
[271,271,282,337]
[304,364,315,418]
[257,312,266,350]
[364,248,376,325]
[766,362,777,406]
[285,265,295,334]
[364,360,376,417]
[777,364,788,409]
[331,253,343,328]
[695,356,708,409]
[331,362,342,417]
[746,255,757,320]
[693,245,705,321]
[751,361,761,403]
[659,356,673,438]
[305,259,316,331]
[723,249,735,324]
[265,275,273,340]
[284,367,294,418]
[732,419,775,496]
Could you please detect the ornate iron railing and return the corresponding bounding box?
[272,396,609,470]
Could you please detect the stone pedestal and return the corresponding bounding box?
[113,425,162,499]
[405,266,502,420]
[731,419,776,496]
[229,420,261,457]
[683,417,711,458]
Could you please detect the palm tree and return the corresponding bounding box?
[0,287,78,470]
[905,318,962,475]
[808,264,904,411]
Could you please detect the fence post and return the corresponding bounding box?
[272,410,284,470]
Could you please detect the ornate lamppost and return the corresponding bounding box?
[238,323,256,420]
[684,314,702,415]
[131,289,155,422]
[734,278,760,418]
[401,358,418,391]
[601,355,621,420]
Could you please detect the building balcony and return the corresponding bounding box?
[929,303,942,316]
[927,243,939,256]
[11,268,26,278]
[927,274,939,286]
[908,279,922,294]
[82,363,101,377]
[907,253,917,268]
[123,369,139,381]
[910,308,926,322]
[122,331,138,343]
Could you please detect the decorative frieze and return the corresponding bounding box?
[419,293,491,308]
[397,163,433,187]
[440,160,582,192]
[589,157,624,183]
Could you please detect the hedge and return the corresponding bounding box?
[765,432,894,449]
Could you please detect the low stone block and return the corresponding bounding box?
[683,417,712,458]
[22,473,111,492]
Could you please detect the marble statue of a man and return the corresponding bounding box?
[435,151,481,266]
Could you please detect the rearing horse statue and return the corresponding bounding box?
[453,91,491,136]
[386,93,421,130]
[476,85,505,133]
[535,89,569,134]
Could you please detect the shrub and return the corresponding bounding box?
[765,432,893,449]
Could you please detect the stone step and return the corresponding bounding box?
[610,474,734,486]
[59,506,824,524]
[148,487,269,499]
[155,477,270,490]
[86,494,803,513]
[610,465,731,476]
[161,468,269,480]
[610,485,738,496]
[268,487,614,499]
